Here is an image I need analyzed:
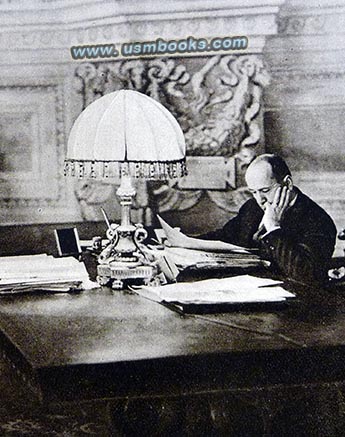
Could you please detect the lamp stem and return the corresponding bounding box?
[116,171,136,228]
[121,198,131,227]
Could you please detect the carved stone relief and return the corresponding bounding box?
[73,55,270,221]
[277,15,327,35]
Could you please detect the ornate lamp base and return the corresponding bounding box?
[95,171,156,290]
[97,261,154,290]
[95,221,157,289]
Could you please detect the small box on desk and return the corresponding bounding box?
[54,227,82,258]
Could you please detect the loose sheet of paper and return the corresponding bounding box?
[157,215,251,253]
[135,275,295,304]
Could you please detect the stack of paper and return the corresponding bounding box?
[0,254,96,294]
[162,246,264,270]
[135,275,295,305]
[154,216,264,271]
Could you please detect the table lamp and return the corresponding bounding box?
[64,89,187,288]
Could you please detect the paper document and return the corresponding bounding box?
[157,215,252,253]
[134,275,295,305]
[0,254,96,294]
[160,246,263,270]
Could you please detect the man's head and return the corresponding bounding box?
[245,154,293,210]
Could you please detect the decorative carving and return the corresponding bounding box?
[75,56,269,156]
[152,181,203,213]
[183,55,269,157]
[74,55,269,215]
[278,15,327,35]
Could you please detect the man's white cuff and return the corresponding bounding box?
[260,226,281,239]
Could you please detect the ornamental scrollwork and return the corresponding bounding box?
[74,55,269,218]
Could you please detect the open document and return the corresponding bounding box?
[157,215,252,253]
[134,275,295,306]
[0,254,96,294]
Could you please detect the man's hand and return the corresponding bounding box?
[262,186,290,233]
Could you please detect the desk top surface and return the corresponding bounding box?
[0,284,342,367]
[0,281,345,401]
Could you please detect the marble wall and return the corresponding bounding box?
[264,0,345,255]
[0,0,344,254]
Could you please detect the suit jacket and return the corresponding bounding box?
[200,188,337,285]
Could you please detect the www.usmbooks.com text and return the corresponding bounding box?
[70,36,248,60]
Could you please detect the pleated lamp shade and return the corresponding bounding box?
[64,89,187,180]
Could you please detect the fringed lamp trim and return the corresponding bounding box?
[63,159,187,180]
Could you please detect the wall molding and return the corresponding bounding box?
[0,84,66,209]
[270,69,345,81]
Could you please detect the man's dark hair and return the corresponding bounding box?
[254,154,291,183]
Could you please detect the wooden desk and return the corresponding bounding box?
[0,283,345,435]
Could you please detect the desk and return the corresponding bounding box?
[0,283,345,435]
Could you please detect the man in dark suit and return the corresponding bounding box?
[162,154,337,285]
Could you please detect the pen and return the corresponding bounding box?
[258,283,284,288]
[101,207,111,230]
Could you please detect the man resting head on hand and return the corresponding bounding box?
[162,154,337,286]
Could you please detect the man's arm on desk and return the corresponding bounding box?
[259,227,336,285]
[257,190,337,285]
